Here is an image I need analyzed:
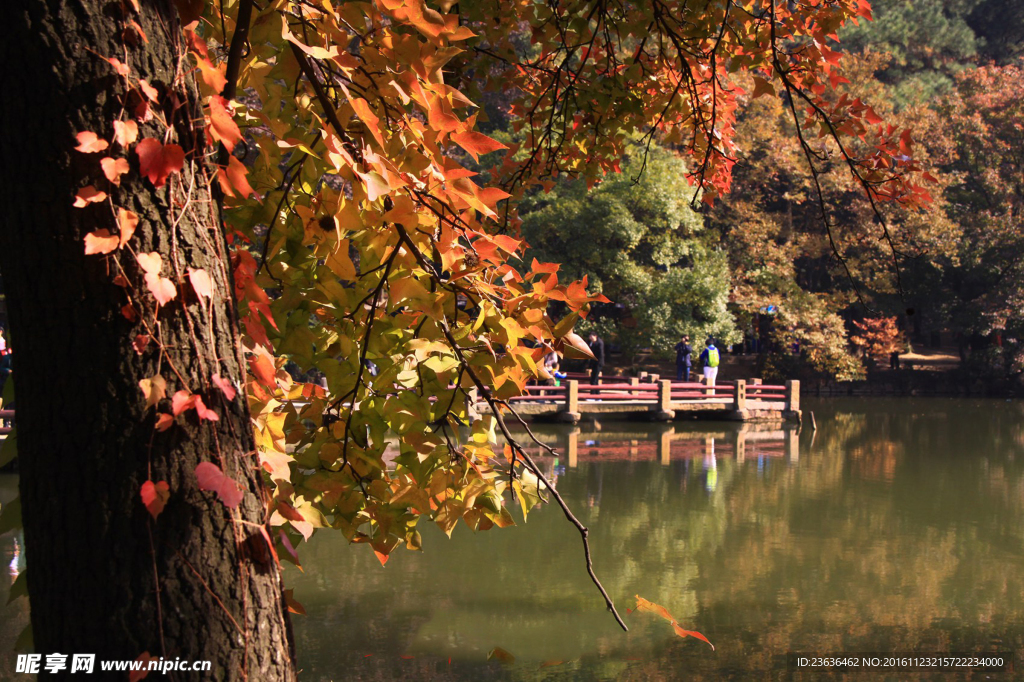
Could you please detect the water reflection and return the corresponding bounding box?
[1,399,1023,680]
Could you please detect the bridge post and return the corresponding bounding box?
[735,430,746,463]
[564,429,579,468]
[733,380,747,411]
[558,380,581,423]
[629,376,640,397]
[785,380,800,412]
[786,427,799,463]
[750,378,762,385]
[654,380,674,421]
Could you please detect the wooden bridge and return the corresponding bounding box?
[493,376,800,424]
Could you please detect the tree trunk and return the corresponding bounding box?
[0,1,296,678]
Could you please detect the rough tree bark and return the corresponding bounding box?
[0,1,297,679]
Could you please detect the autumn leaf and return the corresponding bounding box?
[138,374,167,409]
[75,131,109,153]
[83,229,119,255]
[118,208,139,248]
[671,622,715,651]
[211,373,237,401]
[248,352,277,386]
[217,155,255,198]
[135,138,185,187]
[140,480,170,519]
[100,157,130,185]
[114,120,139,147]
[73,186,107,207]
[188,268,214,301]
[561,331,595,361]
[451,130,508,161]
[154,413,174,431]
[192,395,219,422]
[171,390,196,416]
[487,647,515,664]
[195,461,244,509]
[106,57,130,76]
[137,251,177,306]
[208,96,241,152]
[132,334,150,354]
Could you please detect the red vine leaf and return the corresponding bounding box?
[75,131,109,153]
[73,186,107,208]
[188,268,214,301]
[138,79,159,103]
[195,461,244,509]
[137,251,177,306]
[154,413,174,431]
[83,229,119,255]
[114,120,139,147]
[106,57,130,77]
[212,373,237,401]
[140,480,170,519]
[100,157,130,185]
[135,138,184,188]
[248,352,277,386]
[118,208,139,248]
[193,395,219,422]
[132,334,150,354]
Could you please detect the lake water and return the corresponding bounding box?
[2,398,1023,679]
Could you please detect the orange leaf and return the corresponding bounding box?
[450,130,507,162]
[83,229,119,254]
[217,155,255,198]
[75,131,109,153]
[356,170,390,202]
[671,622,715,651]
[136,138,184,187]
[118,208,139,248]
[751,76,776,99]
[100,156,130,185]
[562,331,595,360]
[140,480,170,519]
[633,595,675,623]
[107,57,130,76]
[248,353,277,386]
[138,79,159,102]
[208,96,241,152]
[114,120,139,147]
[73,186,107,208]
[188,268,214,301]
[154,413,174,431]
[171,390,196,416]
[195,461,244,509]
[350,97,385,148]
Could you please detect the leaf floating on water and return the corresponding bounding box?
[634,595,714,651]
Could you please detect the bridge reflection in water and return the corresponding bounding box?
[508,421,799,473]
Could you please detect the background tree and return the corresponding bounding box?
[520,147,737,366]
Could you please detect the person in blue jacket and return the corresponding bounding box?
[699,338,720,389]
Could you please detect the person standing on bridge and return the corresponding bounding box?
[587,332,605,385]
[699,338,720,392]
[674,334,693,382]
